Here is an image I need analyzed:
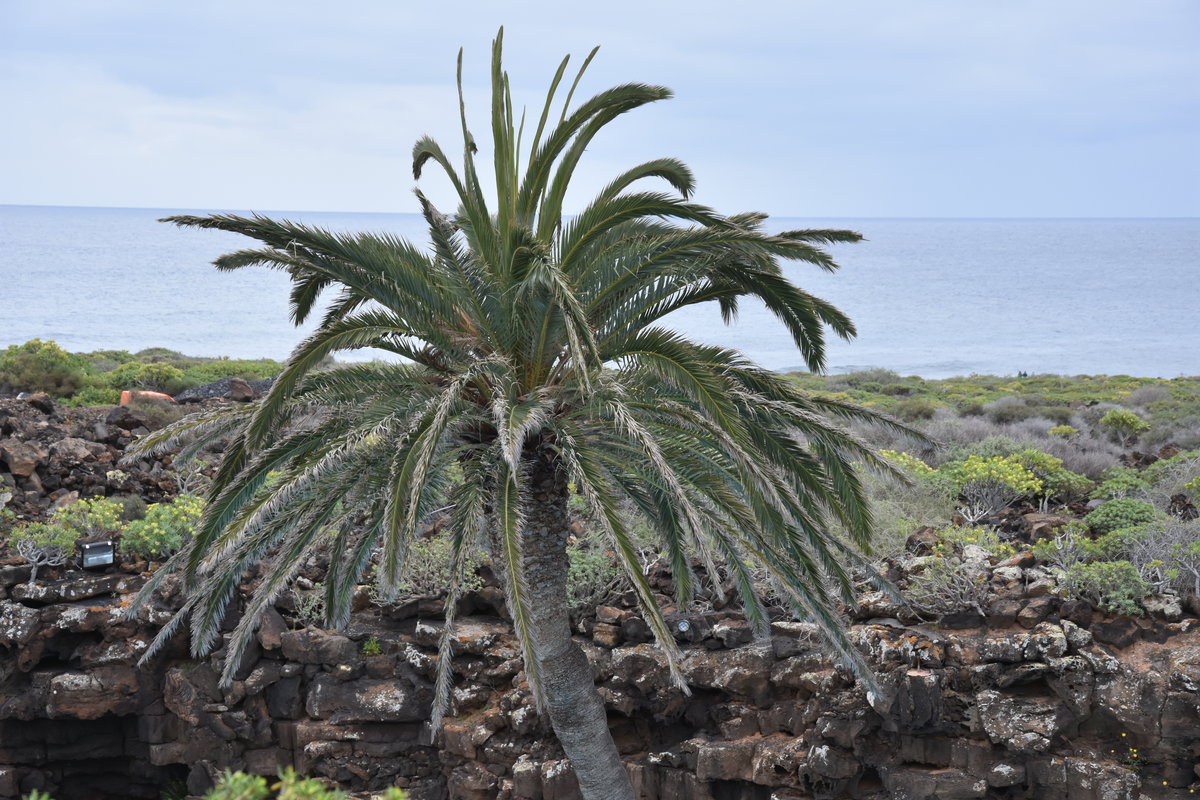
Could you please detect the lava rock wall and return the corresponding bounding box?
[1,562,1198,800]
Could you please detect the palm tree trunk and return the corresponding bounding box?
[521,450,636,800]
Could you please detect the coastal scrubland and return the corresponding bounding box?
[2,347,1200,796]
[3,340,1198,625]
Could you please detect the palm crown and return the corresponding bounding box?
[131,30,910,800]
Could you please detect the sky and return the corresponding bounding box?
[2,1,1198,218]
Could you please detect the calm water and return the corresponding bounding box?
[0,205,1196,379]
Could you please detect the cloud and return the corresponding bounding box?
[2,0,1197,216]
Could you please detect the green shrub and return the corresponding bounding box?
[1049,424,1079,439]
[360,636,382,656]
[841,368,901,388]
[906,555,990,617]
[270,768,351,800]
[1141,448,1200,486]
[933,526,1016,560]
[905,527,1006,616]
[1170,538,1200,597]
[1079,526,1145,561]
[1128,384,1172,406]
[124,395,185,429]
[112,493,148,522]
[1061,560,1150,615]
[1099,408,1151,446]
[204,771,269,800]
[379,533,485,601]
[0,338,88,396]
[940,455,1042,523]
[161,779,189,800]
[1142,449,1200,508]
[82,348,137,369]
[0,339,291,402]
[0,495,16,538]
[1089,466,1150,500]
[1032,406,1075,425]
[291,582,327,628]
[940,456,1043,495]
[958,401,986,417]
[858,467,956,561]
[1032,519,1197,603]
[120,495,204,559]
[1122,518,1200,596]
[179,358,283,386]
[134,347,186,362]
[988,404,1036,425]
[106,361,189,395]
[1031,521,1089,569]
[11,521,79,583]
[893,397,937,421]
[52,496,125,539]
[202,768,405,800]
[1041,470,1095,504]
[953,435,1023,461]
[62,384,122,406]
[567,539,629,613]
[1011,449,1094,504]
[1083,498,1157,535]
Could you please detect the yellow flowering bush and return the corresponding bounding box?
[1099,408,1151,446]
[120,494,204,560]
[1011,448,1094,503]
[879,450,935,477]
[51,496,124,539]
[940,455,1042,523]
[943,455,1043,495]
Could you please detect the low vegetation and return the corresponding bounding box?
[2,494,204,578]
[787,369,1200,451]
[883,441,1200,618]
[120,494,205,560]
[0,338,283,403]
[3,365,1198,634]
[10,522,79,584]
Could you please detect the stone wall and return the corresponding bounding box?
[1,558,1198,800]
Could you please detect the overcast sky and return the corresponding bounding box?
[2,1,1197,218]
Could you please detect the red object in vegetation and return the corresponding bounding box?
[119,390,175,405]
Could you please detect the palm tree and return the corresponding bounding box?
[131,30,909,800]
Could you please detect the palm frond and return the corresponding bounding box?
[143,33,893,736]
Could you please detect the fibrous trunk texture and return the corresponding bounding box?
[522,450,635,800]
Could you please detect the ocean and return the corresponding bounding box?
[0,205,1196,379]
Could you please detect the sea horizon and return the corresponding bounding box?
[5,201,1198,222]
[2,205,1197,380]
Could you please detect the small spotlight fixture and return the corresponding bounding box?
[80,540,115,569]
